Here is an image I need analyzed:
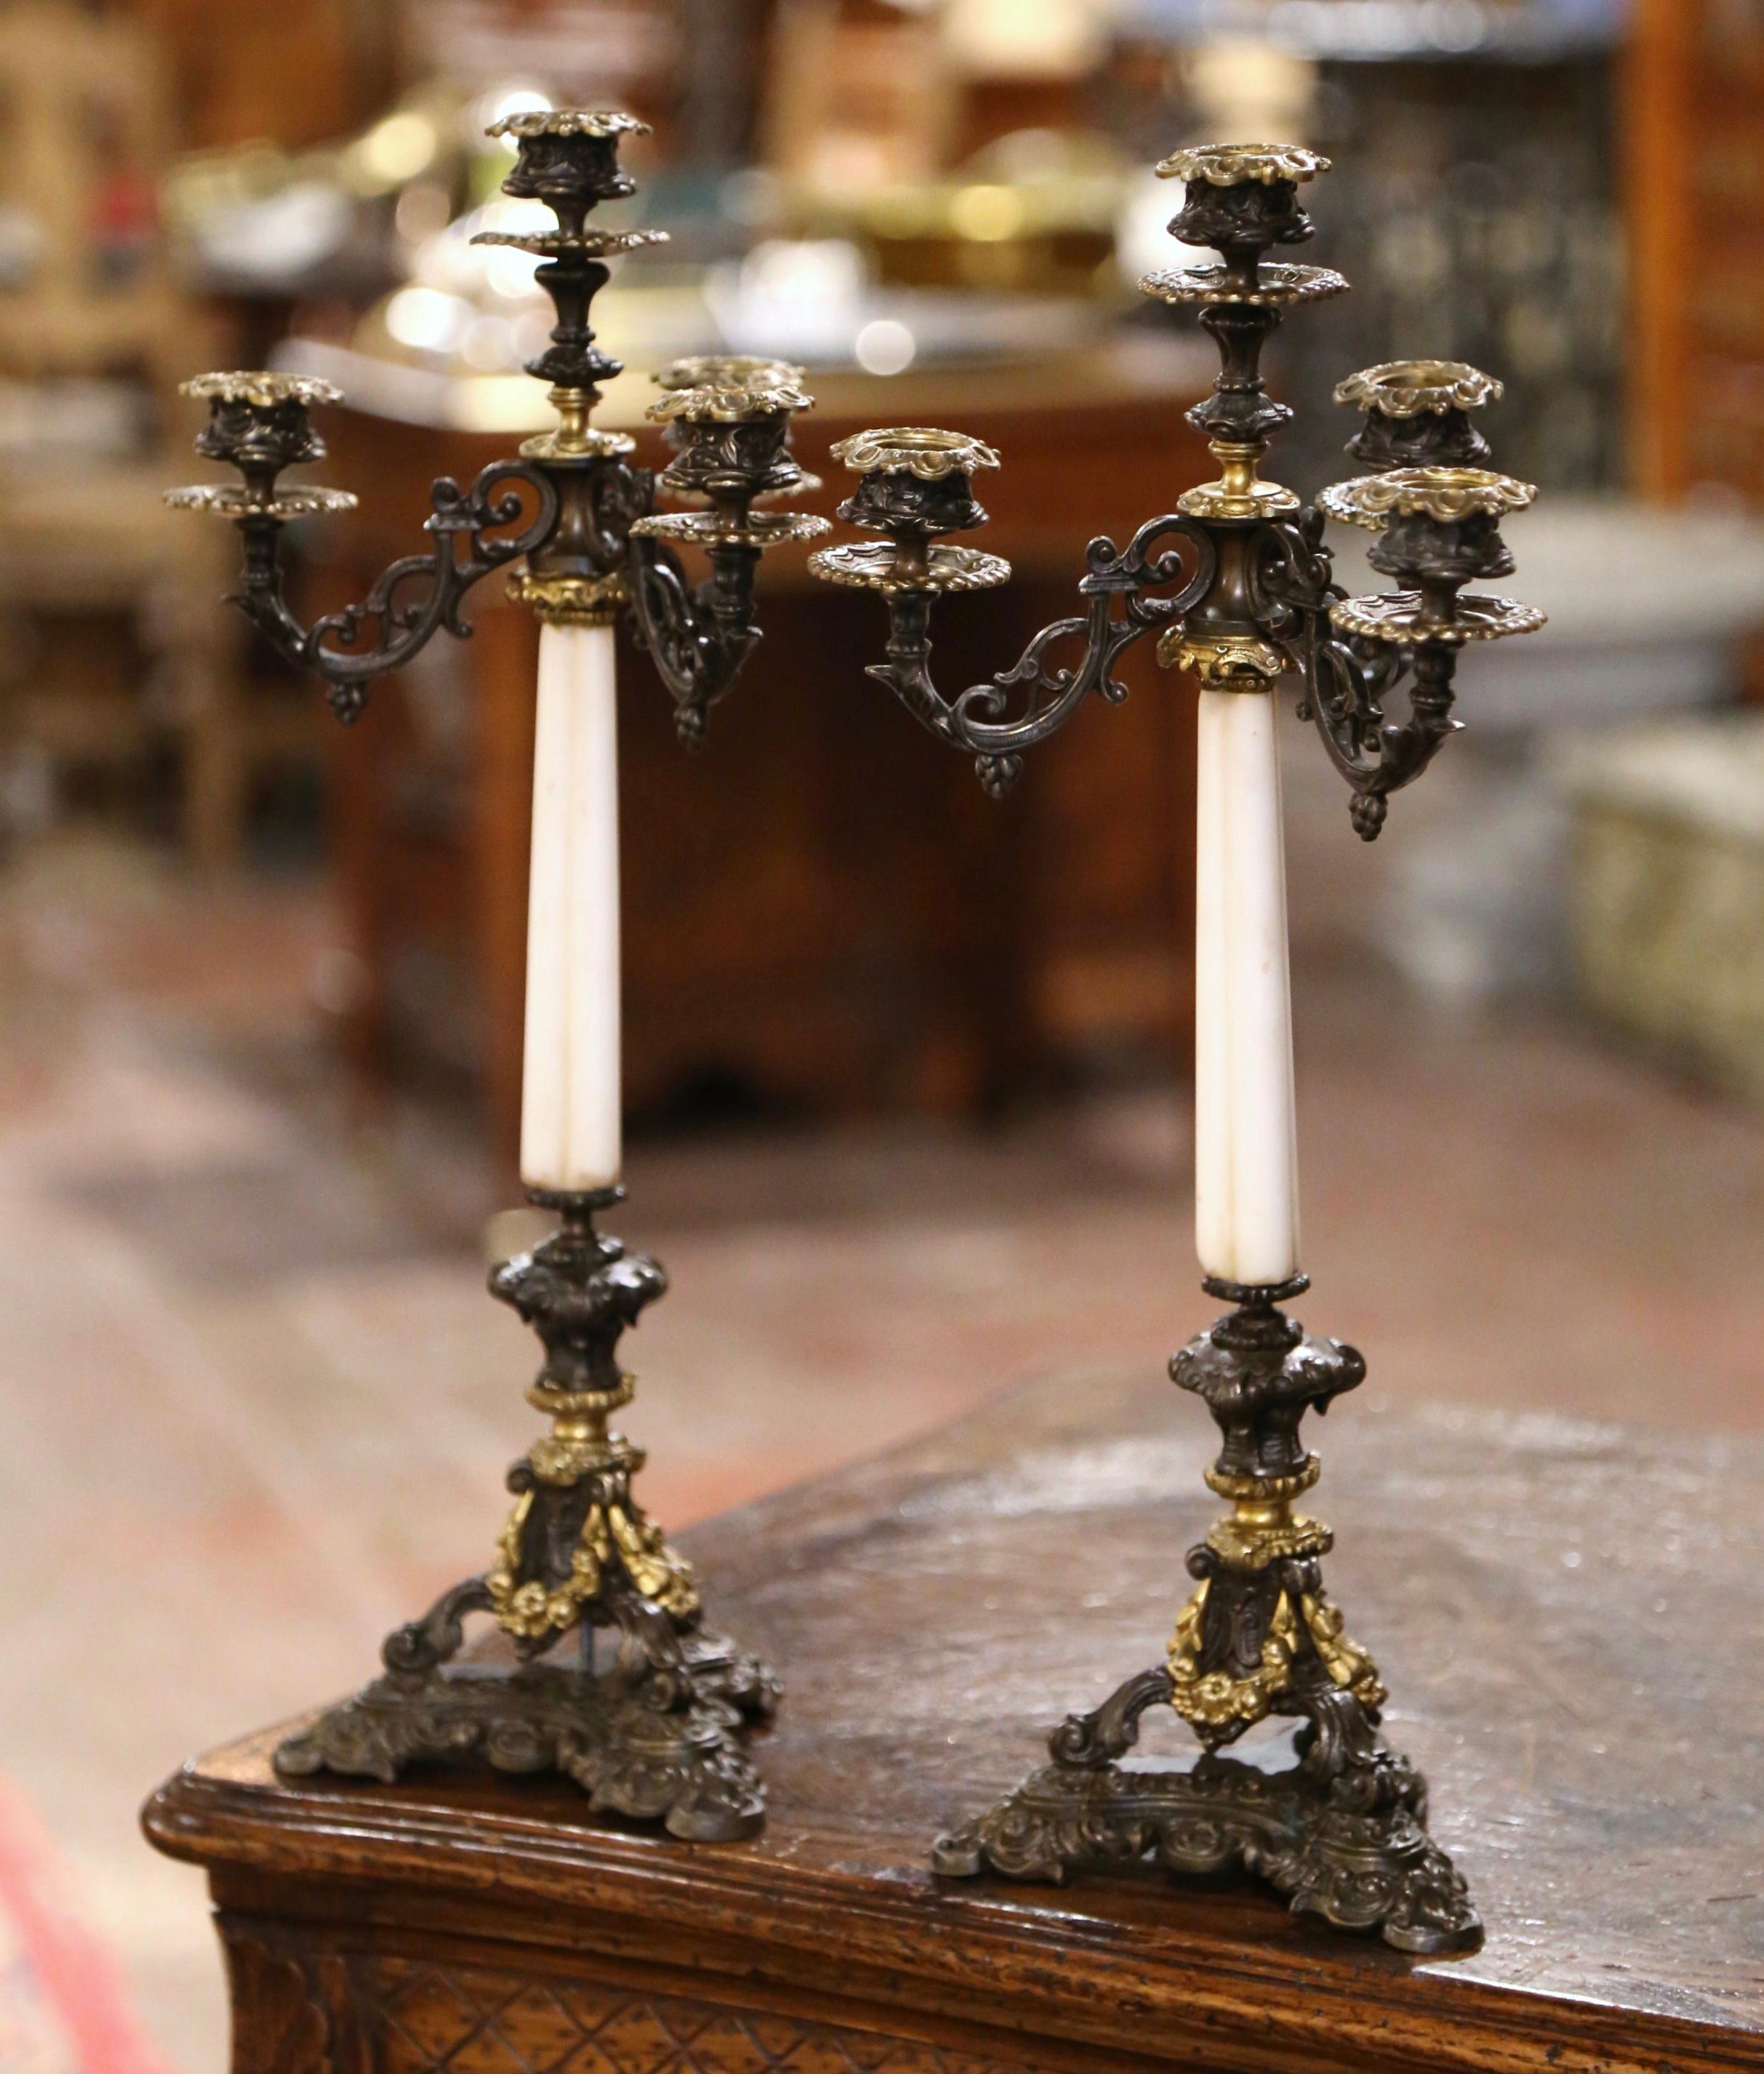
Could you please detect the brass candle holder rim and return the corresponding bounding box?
[1334,359,1504,417]
[653,354,807,393]
[518,425,636,461]
[1318,466,1537,528]
[829,427,1001,479]
[1155,141,1331,185]
[807,540,1010,593]
[165,482,358,519]
[647,376,814,424]
[472,228,670,258]
[630,511,831,549]
[1139,261,1349,309]
[180,370,341,408]
[1330,591,1547,646]
[485,108,651,140]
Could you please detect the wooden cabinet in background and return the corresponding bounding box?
[1627,0,1764,501]
[121,0,400,153]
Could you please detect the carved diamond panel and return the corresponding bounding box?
[372,1961,1052,2074]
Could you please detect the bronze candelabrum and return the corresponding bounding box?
[172,114,1544,1949]
[801,140,1542,1953]
[169,111,833,1841]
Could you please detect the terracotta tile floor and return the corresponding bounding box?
[4,830,1763,2071]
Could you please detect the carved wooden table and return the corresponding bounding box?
[145,1366,1764,2073]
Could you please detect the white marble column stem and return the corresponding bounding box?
[519,621,622,1193]
[1192,685,1301,1286]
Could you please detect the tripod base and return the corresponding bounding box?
[276,1626,774,1843]
[932,1669,1480,1955]
[275,1186,782,1841]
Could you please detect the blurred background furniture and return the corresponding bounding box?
[0,0,310,868]
[1627,0,1764,503]
[12,0,1764,1108]
[1569,713,1764,1098]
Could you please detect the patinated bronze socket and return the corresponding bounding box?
[1176,1276,1365,1482]
[1170,174,1313,287]
[500,130,636,232]
[661,413,800,503]
[1350,404,1492,471]
[1370,509,1514,585]
[194,391,324,483]
[838,466,989,543]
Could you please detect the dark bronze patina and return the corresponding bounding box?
[171,127,1546,1901]
[805,151,1539,843]
[278,1187,776,1841]
[931,1279,1478,1953]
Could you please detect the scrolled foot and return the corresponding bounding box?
[556,1693,765,1842]
[681,1627,781,1726]
[380,1575,494,1676]
[1048,1665,1174,1769]
[931,1793,1082,1883]
[273,1673,485,1784]
[932,1764,1161,1884]
[1285,1801,1482,1954]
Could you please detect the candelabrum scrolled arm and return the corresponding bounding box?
[1266,412,1545,838]
[625,356,828,746]
[808,425,1215,793]
[167,372,557,723]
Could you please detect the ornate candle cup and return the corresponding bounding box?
[1141,148,1346,522]
[490,106,646,231]
[630,372,830,742]
[187,369,332,479]
[809,428,1009,593]
[1320,465,1543,641]
[1336,359,1503,471]
[653,353,806,393]
[641,369,819,527]
[646,358,823,511]
[170,372,353,517]
[1141,143,1342,321]
[476,113,670,481]
[1156,142,1328,290]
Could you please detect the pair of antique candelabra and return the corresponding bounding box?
[171,113,1543,1953]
